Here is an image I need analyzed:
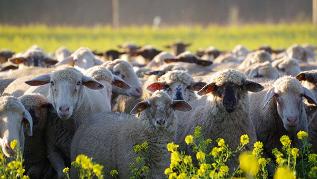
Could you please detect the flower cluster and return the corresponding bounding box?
[71,154,104,178]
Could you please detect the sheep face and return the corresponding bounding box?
[56,48,96,70]
[0,96,33,157]
[131,91,191,129]
[273,58,300,77]
[246,62,279,79]
[165,42,191,56]
[105,60,142,97]
[25,68,104,120]
[264,77,317,132]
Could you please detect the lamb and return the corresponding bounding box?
[18,94,55,178]
[71,91,192,178]
[56,47,103,71]
[272,56,301,76]
[175,69,263,168]
[249,76,317,158]
[0,95,33,157]
[54,47,71,62]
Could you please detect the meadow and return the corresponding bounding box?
[0,23,316,52]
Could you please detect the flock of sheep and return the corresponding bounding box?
[0,42,316,178]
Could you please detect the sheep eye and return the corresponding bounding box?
[76,81,81,85]
[50,81,54,86]
[113,71,120,76]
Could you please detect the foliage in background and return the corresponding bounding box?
[0,23,316,52]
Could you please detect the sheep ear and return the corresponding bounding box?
[244,80,264,92]
[263,88,275,109]
[82,76,104,90]
[188,81,207,91]
[130,101,150,114]
[112,76,130,89]
[22,110,33,136]
[171,100,192,112]
[25,74,51,86]
[147,82,167,92]
[44,57,58,65]
[195,59,213,66]
[303,87,317,106]
[0,65,18,72]
[9,57,27,64]
[55,56,74,66]
[296,72,317,84]
[197,83,217,96]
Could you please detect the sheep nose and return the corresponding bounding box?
[287,117,298,125]
[157,119,165,125]
[59,106,70,113]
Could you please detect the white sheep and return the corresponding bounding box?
[71,91,191,178]
[244,61,279,80]
[250,76,317,157]
[0,95,33,157]
[272,56,301,76]
[56,47,103,72]
[232,44,249,61]
[238,50,272,70]
[54,46,71,62]
[145,51,175,70]
[175,69,263,168]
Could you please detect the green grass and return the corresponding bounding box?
[0,23,316,52]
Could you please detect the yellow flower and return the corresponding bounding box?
[276,157,286,166]
[110,169,119,176]
[167,143,179,152]
[10,140,17,150]
[171,152,181,165]
[219,165,229,177]
[274,167,296,179]
[252,141,263,156]
[92,164,103,177]
[165,168,173,175]
[291,148,299,157]
[185,135,194,145]
[177,173,187,179]
[197,164,209,176]
[183,155,192,164]
[297,131,308,140]
[239,152,259,176]
[217,138,225,147]
[240,134,249,146]
[309,154,317,163]
[196,151,206,161]
[63,167,69,174]
[211,147,220,157]
[280,135,291,147]
[258,158,267,166]
[169,172,177,179]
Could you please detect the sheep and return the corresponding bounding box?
[249,76,317,158]
[175,69,263,168]
[18,94,55,178]
[8,45,58,68]
[238,50,272,70]
[145,51,175,70]
[232,44,249,61]
[165,41,191,56]
[286,44,308,63]
[71,91,192,178]
[0,95,33,158]
[54,47,71,62]
[117,43,142,66]
[102,59,143,112]
[146,70,206,101]
[56,47,103,72]
[272,56,301,76]
[244,61,279,80]
[296,70,317,152]
[198,46,224,61]
[135,45,162,62]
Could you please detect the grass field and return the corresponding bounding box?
[0,23,316,52]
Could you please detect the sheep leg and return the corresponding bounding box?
[47,151,65,179]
